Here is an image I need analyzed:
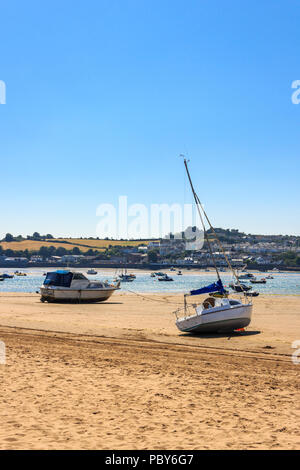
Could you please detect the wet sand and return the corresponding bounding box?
[0,293,299,449]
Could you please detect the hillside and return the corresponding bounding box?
[0,238,151,254]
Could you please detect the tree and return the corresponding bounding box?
[4,233,14,242]
[32,232,41,240]
[148,250,158,263]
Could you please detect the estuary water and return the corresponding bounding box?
[0,268,300,295]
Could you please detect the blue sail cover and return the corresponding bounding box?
[190,279,225,296]
[44,271,73,288]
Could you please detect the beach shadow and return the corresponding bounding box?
[179,330,261,339]
[35,301,123,305]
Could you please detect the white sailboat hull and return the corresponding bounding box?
[40,286,117,303]
[176,303,253,333]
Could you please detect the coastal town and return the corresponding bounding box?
[1,229,299,270]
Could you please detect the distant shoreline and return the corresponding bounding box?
[1,262,300,272]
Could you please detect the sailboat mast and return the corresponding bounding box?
[183,157,246,292]
[183,158,221,282]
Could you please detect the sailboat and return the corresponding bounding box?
[117,269,135,282]
[174,158,253,334]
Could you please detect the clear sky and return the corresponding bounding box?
[0,0,299,238]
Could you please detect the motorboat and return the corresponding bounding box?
[158,274,174,281]
[238,272,254,280]
[177,270,182,275]
[0,273,14,279]
[250,278,267,284]
[229,282,252,292]
[174,158,253,334]
[119,275,134,282]
[40,270,120,303]
[15,271,27,276]
[87,269,97,275]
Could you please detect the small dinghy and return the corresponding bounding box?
[40,270,120,303]
[238,272,254,280]
[87,269,97,275]
[174,158,253,334]
[250,278,267,284]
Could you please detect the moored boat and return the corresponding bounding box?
[238,272,255,280]
[87,269,97,275]
[174,158,253,334]
[229,282,252,292]
[118,269,136,282]
[40,270,120,303]
[175,296,252,333]
[158,274,173,281]
[250,278,267,284]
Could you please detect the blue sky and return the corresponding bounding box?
[0,0,299,238]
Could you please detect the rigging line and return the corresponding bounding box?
[183,158,248,299]
[195,193,246,292]
[121,288,184,306]
[183,158,221,282]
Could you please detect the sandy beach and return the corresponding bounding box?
[0,292,299,449]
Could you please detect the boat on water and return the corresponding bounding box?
[150,273,156,277]
[15,271,27,276]
[250,278,267,284]
[238,272,255,280]
[117,269,135,282]
[266,275,274,279]
[40,270,120,303]
[177,270,182,275]
[158,274,174,282]
[229,282,252,292]
[0,273,14,279]
[174,158,253,334]
[87,269,97,275]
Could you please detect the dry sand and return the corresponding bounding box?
[0,292,299,449]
